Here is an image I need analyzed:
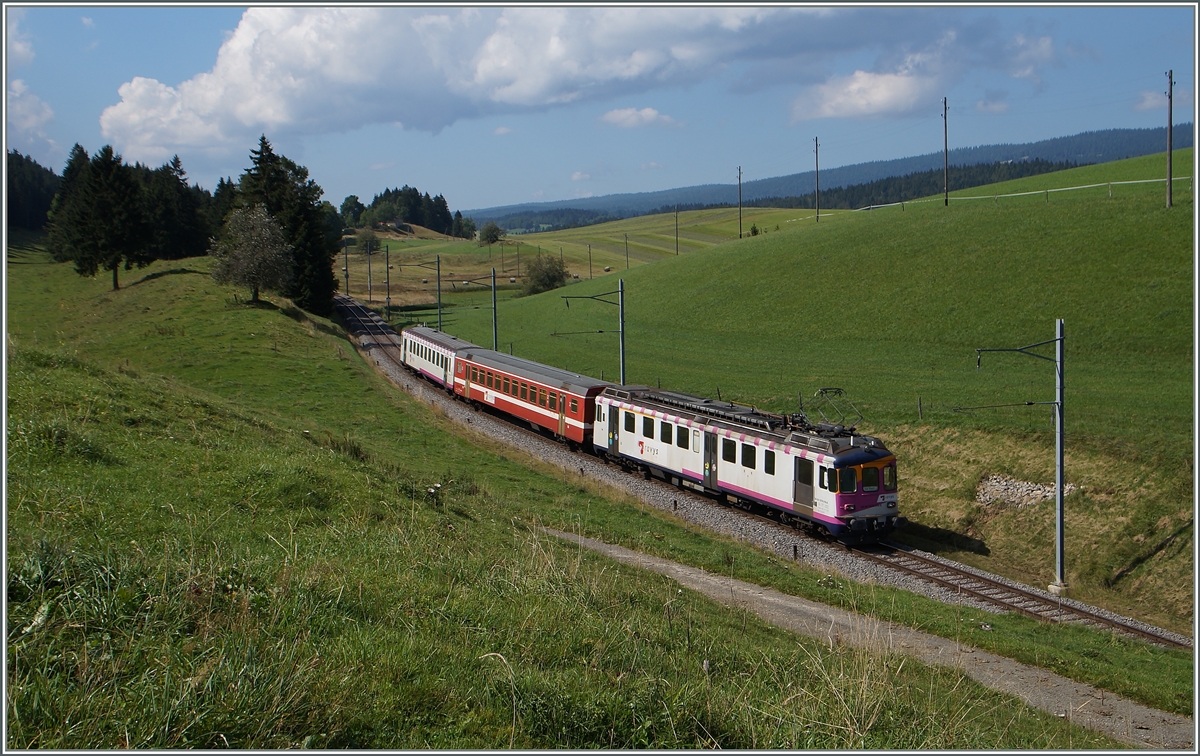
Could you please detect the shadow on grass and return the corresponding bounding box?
[1106,519,1193,587]
[131,268,206,286]
[893,520,991,556]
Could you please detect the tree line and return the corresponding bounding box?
[29,137,341,315]
[339,185,477,239]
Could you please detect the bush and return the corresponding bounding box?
[522,253,569,295]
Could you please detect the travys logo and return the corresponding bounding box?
[638,440,644,454]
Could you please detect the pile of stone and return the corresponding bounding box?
[976,473,1076,508]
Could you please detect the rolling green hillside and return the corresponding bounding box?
[446,151,1194,626]
[9,231,1151,747]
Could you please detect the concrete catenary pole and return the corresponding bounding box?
[943,97,949,207]
[1167,69,1175,208]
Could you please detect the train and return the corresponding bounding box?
[400,324,903,543]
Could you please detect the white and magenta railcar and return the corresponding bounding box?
[452,350,614,445]
[400,326,479,390]
[593,386,902,541]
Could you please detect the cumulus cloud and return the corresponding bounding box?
[494,126,512,135]
[1007,33,1055,84]
[601,107,676,128]
[791,31,955,119]
[7,79,53,132]
[571,171,590,181]
[98,6,836,162]
[7,10,35,66]
[82,16,94,27]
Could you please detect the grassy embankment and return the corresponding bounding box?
[4,229,1162,748]
[446,151,1195,632]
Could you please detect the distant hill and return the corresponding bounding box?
[466,124,1193,224]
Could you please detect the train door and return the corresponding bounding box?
[607,404,619,452]
[793,457,814,516]
[703,432,718,489]
[557,393,567,437]
[464,366,472,400]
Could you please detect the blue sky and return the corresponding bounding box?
[6,5,1195,214]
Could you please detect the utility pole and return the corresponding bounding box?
[625,233,629,269]
[814,137,820,223]
[618,279,625,385]
[738,166,743,238]
[675,205,679,255]
[366,240,372,303]
[973,320,1066,595]
[342,241,350,296]
[491,267,498,351]
[1167,69,1175,208]
[436,255,442,331]
[385,245,391,322]
[942,97,949,207]
[588,244,592,279]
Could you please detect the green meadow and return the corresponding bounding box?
[4,152,1191,747]
[445,151,1195,629]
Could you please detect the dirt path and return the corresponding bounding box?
[542,527,1194,750]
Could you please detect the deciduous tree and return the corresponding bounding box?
[210,204,294,303]
[522,253,569,295]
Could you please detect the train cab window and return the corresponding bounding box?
[742,443,756,469]
[862,467,880,492]
[660,421,672,443]
[840,467,857,493]
[642,416,654,438]
[692,429,700,452]
[570,398,579,414]
[625,411,635,433]
[820,466,838,493]
[676,425,688,449]
[764,450,776,476]
[883,464,897,491]
[722,438,736,463]
[549,393,557,411]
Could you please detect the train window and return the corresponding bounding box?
[642,416,654,438]
[765,450,775,476]
[722,438,736,463]
[820,466,838,493]
[486,371,493,388]
[512,381,519,397]
[520,382,528,401]
[692,429,700,452]
[502,376,509,393]
[676,425,688,449]
[840,467,857,493]
[883,464,897,491]
[660,421,672,443]
[471,366,478,382]
[797,458,813,486]
[742,443,756,469]
[570,398,579,414]
[540,388,548,407]
[862,467,879,492]
[625,411,635,433]
[549,393,557,411]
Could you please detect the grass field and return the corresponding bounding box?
[442,151,1194,630]
[8,236,1154,748]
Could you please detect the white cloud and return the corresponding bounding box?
[1133,90,1166,112]
[7,79,53,133]
[81,16,94,27]
[494,126,512,135]
[98,6,833,161]
[790,31,954,120]
[793,70,941,119]
[571,171,590,181]
[7,10,35,66]
[1007,34,1055,84]
[641,161,664,170]
[601,107,676,128]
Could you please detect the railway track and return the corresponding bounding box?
[333,295,1192,652]
[853,542,1192,650]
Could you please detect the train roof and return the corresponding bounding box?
[403,326,480,352]
[460,349,616,395]
[604,386,891,460]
